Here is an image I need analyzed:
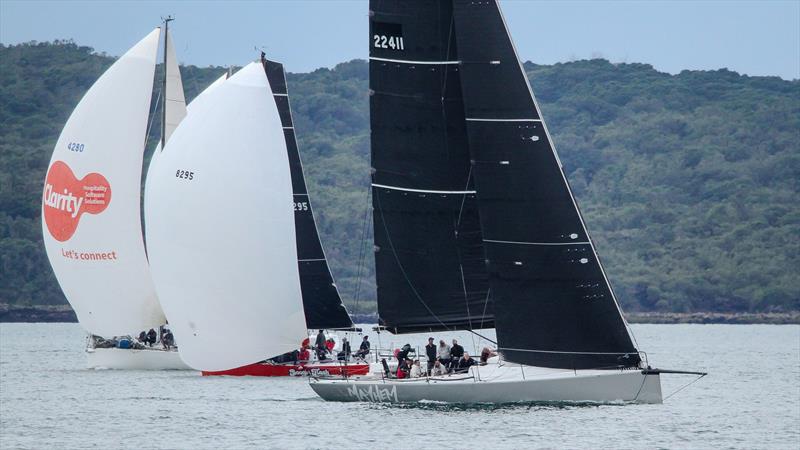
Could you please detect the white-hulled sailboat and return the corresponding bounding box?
[41,22,192,369]
[309,0,705,404]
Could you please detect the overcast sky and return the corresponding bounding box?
[1,0,798,79]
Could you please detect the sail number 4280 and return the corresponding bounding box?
[373,35,404,50]
[175,169,194,180]
[67,142,84,152]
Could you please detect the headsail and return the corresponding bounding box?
[162,28,187,145]
[369,0,492,333]
[41,29,164,337]
[453,0,640,369]
[146,62,307,371]
[262,58,354,330]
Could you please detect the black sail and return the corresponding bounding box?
[262,59,353,330]
[452,0,640,369]
[370,0,492,333]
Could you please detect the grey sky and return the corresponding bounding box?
[1,0,798,79]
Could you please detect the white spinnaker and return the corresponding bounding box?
[146,62,307,371]
[162,30,187,144]
[144,72,228,227]
[41,29,164,337]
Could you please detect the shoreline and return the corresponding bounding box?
[1,305,797,325]
[624,311,799,325]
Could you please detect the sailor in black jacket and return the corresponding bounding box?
[425,337,437,374]
[449,339,464,369]
[454,353,477,374]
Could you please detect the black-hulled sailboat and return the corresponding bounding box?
[310,0,701,403]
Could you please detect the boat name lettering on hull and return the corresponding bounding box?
[347,384,398,402]
[288,368,331,377]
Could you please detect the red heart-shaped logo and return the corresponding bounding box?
[42,161,112,242]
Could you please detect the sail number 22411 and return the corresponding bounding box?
[373,35,404,50]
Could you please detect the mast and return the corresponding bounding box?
[160,16,173,150]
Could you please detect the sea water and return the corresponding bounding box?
[1,323,798,449]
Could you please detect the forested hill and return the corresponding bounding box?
[1,41,798,314]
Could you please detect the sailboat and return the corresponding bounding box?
[309,0,704,403]
[41,24,190,369]
[145,56,369,377]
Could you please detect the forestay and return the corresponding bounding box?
[146,62,307,371]
[262,59,354,330]
[369,0,492,334]
[453,0,640,369]
[41,29,164,337]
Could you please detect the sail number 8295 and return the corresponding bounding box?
[175,169,194,180]
[373,35,404,50]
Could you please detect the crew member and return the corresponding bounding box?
[355,336,371,360]
[425,337,437,375]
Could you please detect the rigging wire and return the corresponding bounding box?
[374,190,452,332]
[351,186,372,317]
[144,89,162,151]
[478,288,491,330]
[663,373,707,402]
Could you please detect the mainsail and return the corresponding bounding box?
[41,29,164,337]
[162,27,187,145]
[453,0,639,369]
[368,0,640,370]
[369,0,492,333]
[146,62,307,371]
[262,59,354,330]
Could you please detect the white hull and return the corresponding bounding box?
[86,347,191,370]
[310,364,662,404]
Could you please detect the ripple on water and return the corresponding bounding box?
[1,323,798,449]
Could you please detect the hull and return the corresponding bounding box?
[202,362,370,377]
[86,347,190,370]
[309,364,662,404]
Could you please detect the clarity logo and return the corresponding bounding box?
[42,161,111,242]
[347,384,398,402]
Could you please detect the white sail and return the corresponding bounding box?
[144,72,228,226]
[41,29,164,337]
[146,62,307,371]
[162,30,187,144]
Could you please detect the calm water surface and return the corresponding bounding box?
[1,323,798,449]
